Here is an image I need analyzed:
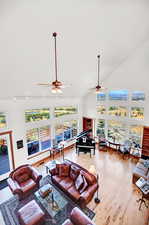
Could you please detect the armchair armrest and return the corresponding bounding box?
[31,167,42,184]
[79,183,98,207]
[7,177,22,195]
[71,207,95,225]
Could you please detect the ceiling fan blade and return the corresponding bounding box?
[37,83,50,86]
[60,84,72,88]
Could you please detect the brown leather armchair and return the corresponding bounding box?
[62,207,95,225]
[7,164,42,200]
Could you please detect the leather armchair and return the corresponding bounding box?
[62,207,95,225]
[7,164,42,200]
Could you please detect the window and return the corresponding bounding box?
[96,119,105,138]
[129,125,143,146]
[97,92,106,101]
[63,121,71,141]
[97,105,106,115]
[108,106,127,117]
[71,120,78,137]
[132,91,145,101]
[25,108,50,123]
[129,125,143,157]
[107,120,126,144]
[39,126,51,151]
[55,124,64,143]
[26,128,39,155]
[54,106,77,117]
[26,126,51,156]
[0,113,6,128]
[109,90,128,101]
[131,107,144,119]
[55,120,78,143]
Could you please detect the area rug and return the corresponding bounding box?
[0,175,95,225]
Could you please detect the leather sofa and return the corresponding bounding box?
[62,207,95,225]
[7,164,42,200]
[49,159,98,208]
[132,159,149,183]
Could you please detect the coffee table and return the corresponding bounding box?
[35,184,68,218]
[34,178,95,225]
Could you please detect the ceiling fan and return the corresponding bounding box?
[90,54,106,94]
[38,32,70,94]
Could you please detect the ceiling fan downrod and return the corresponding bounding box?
[53,32,58,82]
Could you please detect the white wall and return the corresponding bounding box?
[83,39,149,127]
[0,97,83,168]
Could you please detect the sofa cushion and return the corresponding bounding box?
[52,175,64,184]
[67,185,80,201]
[20,179,36,193]
[59,177,74,190]
[70,165,80,181]
[79,175,88,194]
[16,173,30,184]
[58,164,70,177]
[137,163,149,172]
[75,174,84,190]
[80,170,95,185]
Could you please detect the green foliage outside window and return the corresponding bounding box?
[25,108,50,123]
[0,113,6,128]
[97,105,106,115]
[108,106,127,117]
[54,106,77,117]
[131,107,144,119]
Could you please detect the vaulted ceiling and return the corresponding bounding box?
[0,0,149,99]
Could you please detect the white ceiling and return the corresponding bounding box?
[0,0,149,99]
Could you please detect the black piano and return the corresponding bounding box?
[76,129,95,157]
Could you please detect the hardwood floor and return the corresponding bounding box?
[0,147,149,225]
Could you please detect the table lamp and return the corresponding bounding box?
[59,141,66,161]
[89,165,100,203]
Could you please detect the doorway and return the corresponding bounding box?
[0,131,15,181]
[83,117,93,132]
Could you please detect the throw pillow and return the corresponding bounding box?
[70,165,80,181]
[79,175,88,194]
[57,164,70,177]
[80,170,95,185]
[75,174,84,190]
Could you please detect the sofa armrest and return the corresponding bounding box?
[79,183,98,207]
[31,167,42,184]
[7,178,22,195]
[49,167,57,176]
[70,207,95,225]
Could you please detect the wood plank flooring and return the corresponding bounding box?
[0,147,149,225]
